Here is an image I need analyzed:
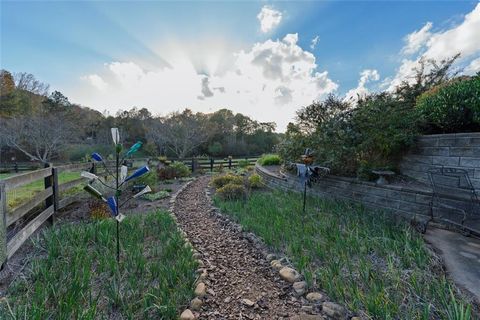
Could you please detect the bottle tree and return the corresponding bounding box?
[81,128,151,263]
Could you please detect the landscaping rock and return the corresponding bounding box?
[271,260,283,269]
[266,253,276,261]
[194,282,206,297]
[306,292,324,302]
[293,281,307,296]
[180,309,195,320]
[279,267,300,283]
[322,302,346,319]
[190,297,203,311]
[241,298,255,307]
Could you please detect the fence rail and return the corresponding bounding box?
[0,162,93,268]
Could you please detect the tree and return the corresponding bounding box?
[14,72,49,95]
[147,109,210,158]
[0,113,75,163]
[0,70,15,96]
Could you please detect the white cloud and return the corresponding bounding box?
[401,22,432,55]
[82,74,108,91]
[388,4,480,91]
[70,34,336,131]
[465,57,480,75]
[310,35,319,50]
[344,69,380,102]
[257,6,282,33]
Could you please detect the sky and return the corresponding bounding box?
[1,1,480,131]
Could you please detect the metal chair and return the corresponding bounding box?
[426,167,480,235]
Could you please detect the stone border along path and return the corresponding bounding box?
[170,176,354,320]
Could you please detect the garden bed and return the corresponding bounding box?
[214,189,478,319]
[0,211,197,319]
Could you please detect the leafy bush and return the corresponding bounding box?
[217,183,246,200]
[416,75,480,133]
[211,174,244,189]
[237,159,250,168]
[248,173,263,188]
[258,154,281,166]
[136,169,158,191]
[170,161,191,178]
[142,191,170,201]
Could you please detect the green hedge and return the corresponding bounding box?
[416,75,480,133]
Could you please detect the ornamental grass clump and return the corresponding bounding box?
[258,154,281,166]
[217,183,247,201]
[248,173,263,189]
[211,174,244,189]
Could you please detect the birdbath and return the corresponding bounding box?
[372,170,395,185]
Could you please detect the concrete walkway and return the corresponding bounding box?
[425,228,480,302]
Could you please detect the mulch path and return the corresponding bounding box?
[172,176,303,319]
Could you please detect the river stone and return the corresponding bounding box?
[291,314,324,320]
[306,292,324,302]
[266,253,276,261]
[293,281,307,296]
[241,298,255,307]
[180,309,195,320]
[190,297,202,311]
[194,282,206,297]
[279,267,300,283]
[271,260,283,269]
[322,301,346,319]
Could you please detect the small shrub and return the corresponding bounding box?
[217,183,246,200]
[258,154,281,166]
[142,191,170,201]
[170,161,191,178]
[211,174,244,189]
[248,173,263,188]
[157,166,176,180]
[238,159,250,168]
[88,200,110,220]
[136,169,158,191]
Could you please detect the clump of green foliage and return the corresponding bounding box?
[1,211,197,319]
[136,169,158,191]
[217,183,246,200]
[170,161,191,177]
[237,159,250,168]
[142,191,170,201]
[211,174,244,189]
[214,189,476,319]
[248,173,263,189]
[258,154,281,166]
[416,75,480,133]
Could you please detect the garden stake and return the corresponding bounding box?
[83,128,152,266]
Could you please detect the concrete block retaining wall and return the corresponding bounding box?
[256,164,480,234]
[400,132,480,191]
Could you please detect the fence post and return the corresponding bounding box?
[44,163,54,224]
[191,158,195,173]
[228,157,232,169]
[0,182,7,270]
[52,167,59,214]
[210,158,214,172]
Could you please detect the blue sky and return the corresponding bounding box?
[1,1,480,130]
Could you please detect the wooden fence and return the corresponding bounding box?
[0,162,94,269]
[131,156,260,172]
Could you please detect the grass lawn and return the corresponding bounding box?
[215,190,474,319]
[1,211,197,319]
[5,171,82,211]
